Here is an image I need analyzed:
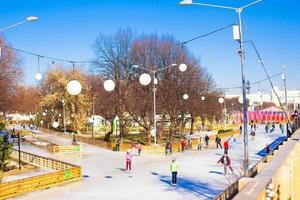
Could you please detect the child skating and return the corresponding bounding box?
[170,158,180,186]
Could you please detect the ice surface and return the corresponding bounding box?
[14,125,284,200]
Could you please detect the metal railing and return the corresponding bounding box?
[214,131,290,200]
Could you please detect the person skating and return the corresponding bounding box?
[205,134,209,148]
[137,143,142,156]
[223,139,229,154]
[170,158,180,186]
[180,138,186,152]
[165,141,172,155]
[279,123,284,134]
[197,136,202,150]
[125,151,133,173]
[254,123,257,131]
[217,152,234,175]
[265,143,270,155]
[215,135,222,149]
[239,125,242,135]
[250,130,256,141]
[72,132,77,145]
[265,124,269,133]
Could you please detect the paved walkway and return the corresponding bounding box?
[14,126,284,200]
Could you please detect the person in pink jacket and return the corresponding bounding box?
[125,151,133,172]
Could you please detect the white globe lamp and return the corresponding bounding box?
[218,97,224,104]
[179,63,187,72]
[52,121,59,128]
[183,94,189,100]
[35,72,43,81]
[103,80,115,92]
[139,73,151,86]
[67,80,82,95]
[201,96,205,101]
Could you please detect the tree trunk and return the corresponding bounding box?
[190,117,195,135]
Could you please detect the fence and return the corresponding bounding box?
[214,131,291,200]
[0,150,81,199]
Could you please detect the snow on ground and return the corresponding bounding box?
[13,125,284,200]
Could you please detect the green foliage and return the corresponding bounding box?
[0,134,13,171]
[39,68,90,132]
[0,122,5,131]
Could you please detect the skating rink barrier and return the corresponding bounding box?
[0,150,81,199]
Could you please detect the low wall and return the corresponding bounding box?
[0,150,81,199]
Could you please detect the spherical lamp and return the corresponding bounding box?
[35,72,43,81]
[139,73,151,86]
[103,80,115,92]
[201,96,205,101]
[67,80,82,95]
[52,121,59,128]
[218,97,224,104]
[179,63,187,72]
[183,94,189,100]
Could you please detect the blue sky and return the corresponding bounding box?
[1,0,299,93]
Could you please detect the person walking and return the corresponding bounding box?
[215,135,222,149]
[223,139,229,154]
[217,153,234,175]
[239,125,242,135]
[170,158,180,186]
[125,151,133,173]
[205,134,209,148]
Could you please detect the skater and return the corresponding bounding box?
[215,135,222,149]
[239,125,242,135]
[265,144,270,155]
[197,136,202,150]
[72,132,77,145]
[205,134,209,148]
[125,151,133,173]
[170,158,180,186]
[217,153,234,175]
[223,139,229,154]
[270,123,275,133]
[254,123,257,131]
[165,141,172,155]
[180,138,186,152]
[187,138,192,150]
[137,143,142,156]
[250,130,256,141]
[265,124,269,133]
[279,123,284,134]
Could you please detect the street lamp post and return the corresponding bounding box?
[282,70,290,135]
[179,0,262,176]
[133,63,187,145]
[0,16,38,32]
[92,97,95,139]
[62,99,66,134]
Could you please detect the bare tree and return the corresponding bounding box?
[93,29,136,141]
[0,37,22,119]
